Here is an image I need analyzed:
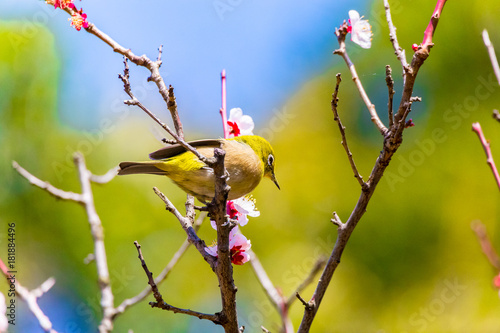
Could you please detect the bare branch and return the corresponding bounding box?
[384,0,409,75]
[118,59,211,165]
[333,26,388,135]
[298,2,448,331]
[113,213,206,318]
[330,74,367,189]
[12,161,83,203]
[286,257,326,308]
[133,242,221,323]
[153,188,217,269]
[0,259,58,333]
[330,212,345,229]
[472,122,500,190]
[385,65,395,129]
[248,249,294,333]
[90,166,119,184]
[482,29,500,85]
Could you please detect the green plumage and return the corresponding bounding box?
[118,135,279,202]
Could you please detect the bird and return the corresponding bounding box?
[118,135,279,202]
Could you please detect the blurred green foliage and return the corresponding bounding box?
[2,0,500,332]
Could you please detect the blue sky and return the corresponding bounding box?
[1,0,369,136]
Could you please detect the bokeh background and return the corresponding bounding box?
[1,0,500,332]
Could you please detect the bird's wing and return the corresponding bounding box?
[149,139,222,160]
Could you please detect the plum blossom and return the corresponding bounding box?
[227,108,254,138]
[69,9,89,31]
[348,10,372,49]
[210,197,260,229]
[231,197,260,226]
[204,227,252,265]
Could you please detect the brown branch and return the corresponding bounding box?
[0,259,58,333]
[207,148,240,332]
[333,25,388,135]
[384,0,409,75]
[113,213,206,318]
[153,188,217,269]
[133,242,221,323]
[472,122,500,190]
[385,65,395,129]
[331,74,367,189]
[118,59,210,165]
[471,221,500,271]
[79,19,184,137]
[285,257,326,308]
[297,2,448,331]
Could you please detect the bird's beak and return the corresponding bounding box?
[271,172,280,190]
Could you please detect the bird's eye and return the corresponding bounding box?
[267,154,274,166]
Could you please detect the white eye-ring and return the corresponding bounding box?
[268,154,274,166]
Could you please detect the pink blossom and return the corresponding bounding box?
[204,227,252,265]
[227,108,254,138]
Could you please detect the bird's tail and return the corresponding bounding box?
[118,161,167,176]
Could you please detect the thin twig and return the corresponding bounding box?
[13,156,116,332]
[118,59,211,165]
[248,250,294,333]
[330,212,344,229]
[333,25,388,135]
[220,69,229,139]
[153,188,217,269]
[472,122,500,190]
[471,221,500,270]
[133,242,221,323]
[285,257,327,308]
[385,65,395,129]
[12,161,83,202]
[384,0,409,76]
[0,259,58,333]
[298,2,448,331]
[113,213,206,318]
[330,74,367,189]
[483,29,500,86]
[89,166,119,184]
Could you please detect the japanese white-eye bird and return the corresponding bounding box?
[118,135,279,202]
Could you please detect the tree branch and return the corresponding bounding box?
[333,25,388,135]
[13,155,116,332]
[12,161,83,203]
[118,59,210,165]
[153,188,217,269]
[482,30,500,85]
[384,0,409,76]
[248,249,294,333]
[298,2,448,331]
[472,122,500,190]
[0,259,58,333]
[331,74,367,190]
[113,213,206,318]
[207,148,240,332]
[133,242,221,323]
[385,65,395,129]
